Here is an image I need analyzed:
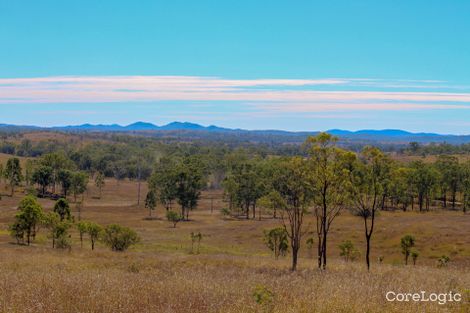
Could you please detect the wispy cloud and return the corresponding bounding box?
[1,76,470,114]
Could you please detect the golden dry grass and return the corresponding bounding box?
[0,179,469,312]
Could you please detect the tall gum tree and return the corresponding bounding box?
[305,133,349,270]
[273,157,313,271]
[346,147,389,271]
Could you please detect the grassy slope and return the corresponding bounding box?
[0,179,469,312]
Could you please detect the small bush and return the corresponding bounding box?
[437,255,450,268]
[411,250,419,265]
[166,211,183,228]
[400,235,416,265]
[252,285,275,312]
[263,227,288,259]
[55,234,72,250]
[101,224,140,252]
[220,207,231,217]
[339,240,360,262]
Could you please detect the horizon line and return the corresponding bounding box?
[0,121,463,137]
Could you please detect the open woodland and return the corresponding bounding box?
[0,131,469,313]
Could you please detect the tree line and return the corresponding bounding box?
[9,195,139,251]
[2,132,470,272]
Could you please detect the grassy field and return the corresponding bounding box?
[0,179,469,312]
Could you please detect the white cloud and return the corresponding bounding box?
[1,76,470,114]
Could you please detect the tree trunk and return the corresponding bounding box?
[291,245,298,271]
[317,235,322,269]
[322,233,327,270]
[365,234,371,271]
[321,192,327,270]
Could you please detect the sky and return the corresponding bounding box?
[1,0,470,134]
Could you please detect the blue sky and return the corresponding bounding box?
[1,1,470,133]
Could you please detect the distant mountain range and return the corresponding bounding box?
[1,121,470,144]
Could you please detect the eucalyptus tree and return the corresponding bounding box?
[145,189,158,217]
[24,159,36,187]
[10,196,44,245]
[53,198,72,221]
[389,167,414,211]
[411,161,438,211]
[40,153,73,194]
[175,156,207,220]
[5,157,23,196]
[32,165,53,196]
[305,133,350,269]
[94,172,105,199]
[223,159,265,219]
[57,169,73,198]
[149,157,179,211]
[272,157,313,271]
[347,147,388,270]
[86,221,102,250]
[71,172,88,203]
[43,212,71,249]
[435,155,460,208]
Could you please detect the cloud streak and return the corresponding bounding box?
[1,76,470,114]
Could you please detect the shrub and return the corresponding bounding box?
[438,255,450,267]
[411,250,419,265]
[263,227,288,259]
[339,240,360,262]
[166,210,183,228]
[220,207,231,217]
[101,224,140,251]
[252,285,274,312]
[400,235,416,265]
[87,222,103,250]
[76,221,88,248]
[55,233,72,250]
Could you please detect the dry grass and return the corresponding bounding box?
[0,179,469,312]
[0,249,468,313]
